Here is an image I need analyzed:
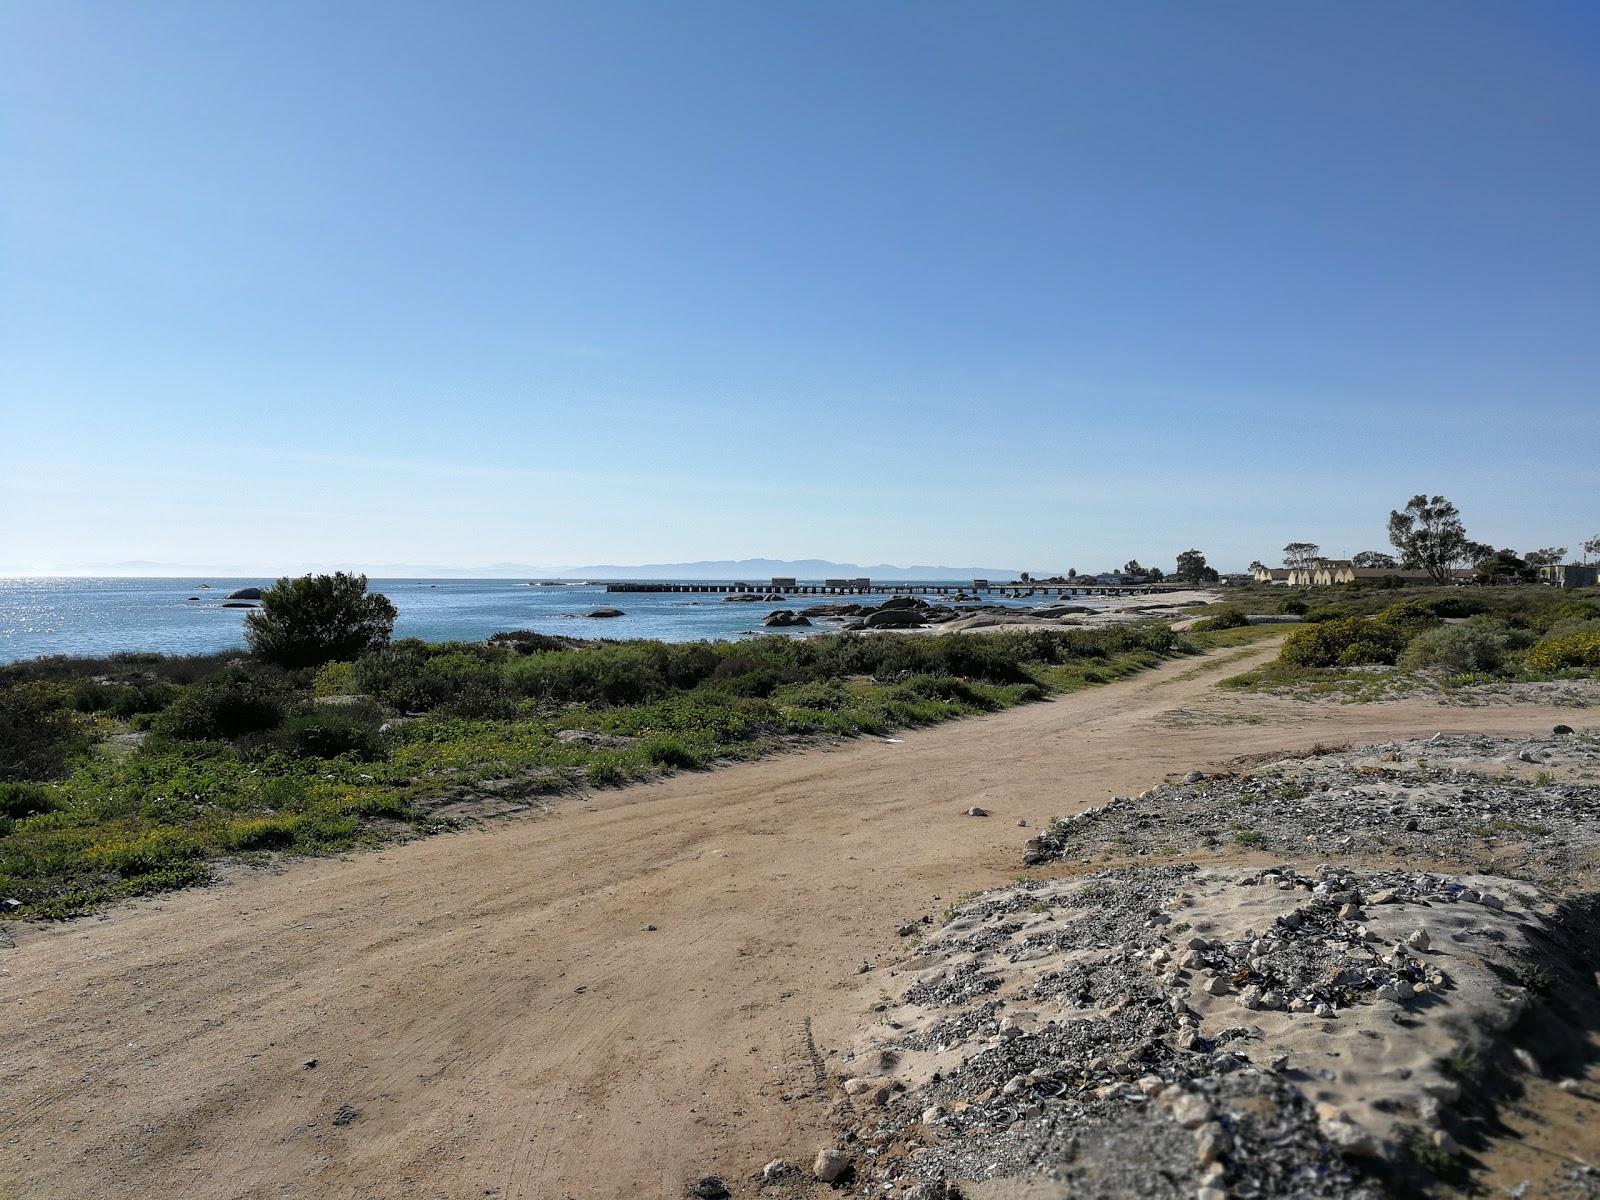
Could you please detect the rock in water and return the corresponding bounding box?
[225,586,263,600]
[584,608,625,618]
[762,609,812,627]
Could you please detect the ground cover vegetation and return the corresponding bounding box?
[0,575,1189,918]
[1210,585,1600,700]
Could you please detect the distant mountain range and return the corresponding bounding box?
[8,558,1024,581]
[556,559,1022,581]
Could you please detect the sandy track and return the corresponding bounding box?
[2,641,1586,1200]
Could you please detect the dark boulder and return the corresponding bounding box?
[585,608,625,618]
[225,587,263,600]
[861,607,928,629]
[763,610,811,628]
[800,603,868,618]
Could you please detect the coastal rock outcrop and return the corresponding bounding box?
[762,610,811,627]
[584,608,625,618]
[225,587,263,600]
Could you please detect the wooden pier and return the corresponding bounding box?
[602,582,1186,598]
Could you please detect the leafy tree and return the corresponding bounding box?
[1282,542,1321,569]
[244,573,398,669]
[1523,547,1567,568]
[1248,560,1265,573]
[1585,535,1600,564]
[1174,549,1218,584]
[1351,550,1397,569]
[1387,494,1473,584]
[1122,560,1146,579]
[1474,548,1530,584]
[1066,568,1077,579]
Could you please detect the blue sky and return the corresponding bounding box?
[3,1,1597,575]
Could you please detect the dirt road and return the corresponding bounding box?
[2,642,1585,1199]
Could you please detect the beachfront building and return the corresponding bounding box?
[1252,567,1291,584]
[1539,563,1600,589]
[770,577,797,590]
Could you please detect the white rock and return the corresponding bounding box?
[761,1160,788,1183]
[921,1106,946,1125]
[812,1148,849,1183]
[1169,1091,1213,1128]
[1201,976,1230,996]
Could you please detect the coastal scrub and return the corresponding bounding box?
[0,623,1187,919]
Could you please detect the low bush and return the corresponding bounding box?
[1398,622,1511,675]
[152,676,287,741]
[85,828,207,877]
[1371,600,1444,640]
[1526,629,1600,672]
[0,683,94,781]
[218,815,302,851]
[1277,597,1310,615]
[1188,610,1248,633]
[0,782,63,820]
[311,662,356,697]
[1279,617,1408,668]
[277,709,384,760]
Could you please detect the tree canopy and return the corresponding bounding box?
[1281,542,1321,569]
[1174,549,1218,584]
[1387,494,1473,584]
[244,573,398,669]
[1351,550,1397,569]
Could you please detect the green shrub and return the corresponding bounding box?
[1398,622,1510,675]
[1189,610,1248,633]
[277,710,383,760]
[218,815,301,851]
[245,572,398,669]
[152,676,286,740]
[85,829,207,877]
[0,782,63,820]
[642,736,705,769]
[488,630,580,654]
[1372,600,1444,640]
[1277,597,1310,615]
[311,661,356,697]
[887,674,998,709]
[0,683,93,781]
[1279,617,1408,667]
[1526,629,1600,672]
[774,679,855,710]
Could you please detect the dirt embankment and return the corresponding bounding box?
[1,639,1591,1200]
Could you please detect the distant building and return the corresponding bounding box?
[972,578,990,590]
[1252,566,1291,584]
[770,577,797,590]
[1539,563,1600,589]
[850,577,870,588]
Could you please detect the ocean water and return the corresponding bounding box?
[0,577,1067,664]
